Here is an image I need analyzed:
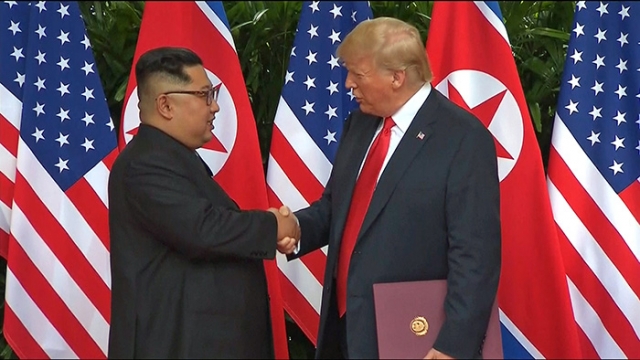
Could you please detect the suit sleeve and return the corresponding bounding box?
[123,156,277,261]
[433,124,502,358]
[290,175,333,259]
[289,112,357,259]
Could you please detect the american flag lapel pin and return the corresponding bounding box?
[416,131,425,140]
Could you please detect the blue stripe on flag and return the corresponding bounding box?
[484,1,504,21]
[205,1,230,30]
[500,323,534,359]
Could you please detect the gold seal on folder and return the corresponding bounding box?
[410,316,428,336]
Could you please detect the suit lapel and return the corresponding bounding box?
[331,115,381,249]
[357,90,442,240]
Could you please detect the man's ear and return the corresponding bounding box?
[155,94,173,120]
[392,69,406,90]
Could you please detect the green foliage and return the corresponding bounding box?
[223,1,303,161]
[501,1,576,166]
[0,1,575,359]
[369,1,433,43]
[0,259,15,359]
[78,1,145,131]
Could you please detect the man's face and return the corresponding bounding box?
[168,65,219,150]
[343,55,394,117]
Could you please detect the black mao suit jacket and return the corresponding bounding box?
[108,124,276,359]
[292,88,502,359]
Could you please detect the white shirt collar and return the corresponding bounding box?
[389,83,432,134]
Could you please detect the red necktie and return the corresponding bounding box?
[336,116,395,317]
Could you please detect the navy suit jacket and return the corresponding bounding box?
[292,88,502,359]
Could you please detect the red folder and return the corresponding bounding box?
[373,280,502,359]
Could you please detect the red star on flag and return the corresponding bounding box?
[447,82,513,160]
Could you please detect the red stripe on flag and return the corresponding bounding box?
[0,230,8,259]
[0,172,14,208]
[574,317,601,359]
[0,114,18,157]
[13,173,111,321]
[4,304,48,360]
[102,149,119,171]
[7,240,105,358]
[66,177,110,251]
[267,186,327,284]
[557,229,640,358]
[298,250,327,286]
[270,126,325,203]
[548,147,640,297]
[619,180,640,227]
[279,273,320,346]
[266,185,282,210]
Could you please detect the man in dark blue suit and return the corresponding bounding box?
[283,17,501,359]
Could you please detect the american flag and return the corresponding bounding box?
[0,1,118,358]
[265,1,372,343]
[547,1,640,357]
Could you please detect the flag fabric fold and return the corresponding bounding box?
[426,2,583,358]
[119,1,288,358]
[0,1,119,358]
[265,1,372,344]
[547,1,640,357]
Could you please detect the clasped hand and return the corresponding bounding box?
[267,206,300,255]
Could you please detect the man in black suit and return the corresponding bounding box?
[282,17,501,359]
[107,47,299,359]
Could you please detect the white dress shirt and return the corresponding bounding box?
[291,83,432,254]
[357,83,432,183]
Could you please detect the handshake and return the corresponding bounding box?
[267,206,300,255]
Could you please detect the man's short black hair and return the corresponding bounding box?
[135,47,203,94]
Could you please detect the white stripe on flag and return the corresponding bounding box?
[548,180,640,333]
[551,115,640,259]
[84,160,110,208]
[196,1,236,52]
[473,1,510,44]
[11,205,110,353]
[0,84,21,129]
[0,200,10,234]
[266,155,309,212]
[276,252,322,314]
[5,268,77,359]
[498,309,543,358]
[0,145,16,182]
[16,140,111,285]
[273,97,333,187]
[499,309,544,359]
[566,276,626,358]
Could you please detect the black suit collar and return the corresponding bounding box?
[135,124,213,178]
[355,89,443,242]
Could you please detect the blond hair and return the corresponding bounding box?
[337,17,432,85]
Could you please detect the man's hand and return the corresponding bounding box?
[424,348,454,359]
[276,236,298,255]
[267,205,300,254]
